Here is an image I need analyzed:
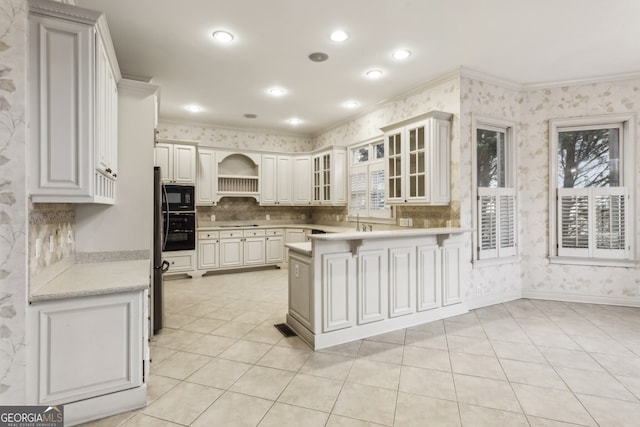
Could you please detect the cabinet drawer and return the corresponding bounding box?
[220,230,243,238]
[164,253,194,272]
[243,229,266,237]
[266,228,284,236]
[198,231,219,240]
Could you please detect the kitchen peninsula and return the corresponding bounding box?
[286,227,471,349]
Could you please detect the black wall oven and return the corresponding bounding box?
[163,212,195,251]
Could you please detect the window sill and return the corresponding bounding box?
[548,256,638,268]
[473,256,519,268]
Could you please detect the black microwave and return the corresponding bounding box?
[163,184,195,212]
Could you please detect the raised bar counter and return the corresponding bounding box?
[286,228,471,349]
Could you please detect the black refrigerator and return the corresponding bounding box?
[152,166,169,335]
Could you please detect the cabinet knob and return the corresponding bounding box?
[113,173,117,178]
[106,168,112,174]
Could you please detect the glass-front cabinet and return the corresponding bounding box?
[312,147,347,205]
[381,111,452,205]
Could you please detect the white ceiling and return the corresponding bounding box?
[78,0,640,136]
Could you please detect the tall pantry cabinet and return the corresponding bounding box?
[28,0,121,204]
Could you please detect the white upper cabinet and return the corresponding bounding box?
[154,142,197,184]
[381,111,452,205]
[196,147,217,205]
[261,154,293,206]
[292,155,312,205]
[312,147,347,205]
[28,0,120,204]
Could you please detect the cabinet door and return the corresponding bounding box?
[154,143,173,182]
[406,121,429,203]
[265,235,284,263]
[32,292,143,404]
[164,252,194,273]
[243,237,265,265]
[331,149,347,205]
[277,155,293,204]
[198,239,219,270]
[388,247,416,317]
[197,148,217,205]
[292,155,312,205]
[431,118,451,205]
[442,244,462,306]
[322,253,356,332]
[220,238,243,268]
[260,154,277,205]
[358,249,387,325]
[417,244,440,311]
[29,14,93,198]
[321,153,331,203]
[312,155,322,203]
[386,132,403,203]
[173,145,197,183]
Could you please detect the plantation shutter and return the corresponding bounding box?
[478,187,516,259]
[369,162,389,218]
[498,188,517,257]
[349,166,367,217]
[557,187,628,258]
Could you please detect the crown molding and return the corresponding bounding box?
[523,71,640,90]
[118,78,160,96]
[157,119,313,141]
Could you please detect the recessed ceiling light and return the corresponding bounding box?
[185,104,202,112]
[212,30,234,43]
[287,118,302,125]
[330,30,349,42]
[366,69,383,79]
[344,100,359,109]
[268,87,286,97]
[392,50,412,60]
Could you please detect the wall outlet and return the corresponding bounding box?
[399,218,410,227]
[35,238,41,259]
[67,230,73,244]
[266,214,270,221]
[210,215,216,222]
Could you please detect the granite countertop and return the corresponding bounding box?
[285,242,312,256]
[197,221,355,233]
[309,227,473,241]
[31,259,150,303]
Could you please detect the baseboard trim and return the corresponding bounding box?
[466,291,522,310]
[522,289,640,307]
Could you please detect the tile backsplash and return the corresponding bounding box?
[197,197,313,224]
[29,203,75,291]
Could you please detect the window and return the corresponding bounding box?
[349,140,392,219]
[473,117,517,261]
[550,115,635,263]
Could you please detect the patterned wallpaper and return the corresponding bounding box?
[0,0,27,404]
[518,80,640,301]
[157,122,313,153]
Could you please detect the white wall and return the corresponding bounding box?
[75,81,158,254]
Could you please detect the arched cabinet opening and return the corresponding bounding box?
[217,152,260,202]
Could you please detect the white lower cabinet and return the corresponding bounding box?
[417,243,441,311]
[197,231,219,270]
[163,250,195,275]
[322,253,356,333]
[220,236,243,268]
[29,291,144,406]
[388,247,416,317]
[265,229,285,263]
[442,240,462,306]
[244,236,266,265]
[358,249,387,325]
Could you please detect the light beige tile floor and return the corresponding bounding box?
[81,268,640,426]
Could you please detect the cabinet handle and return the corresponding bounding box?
[106,168,112,174]
[113,173,117,178]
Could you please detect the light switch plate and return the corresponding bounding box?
[266,214,270,221]
[210,214,216,222]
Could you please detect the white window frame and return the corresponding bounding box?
[472,115,518,265]
[549,114,636,266]
[348,138,394,223]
